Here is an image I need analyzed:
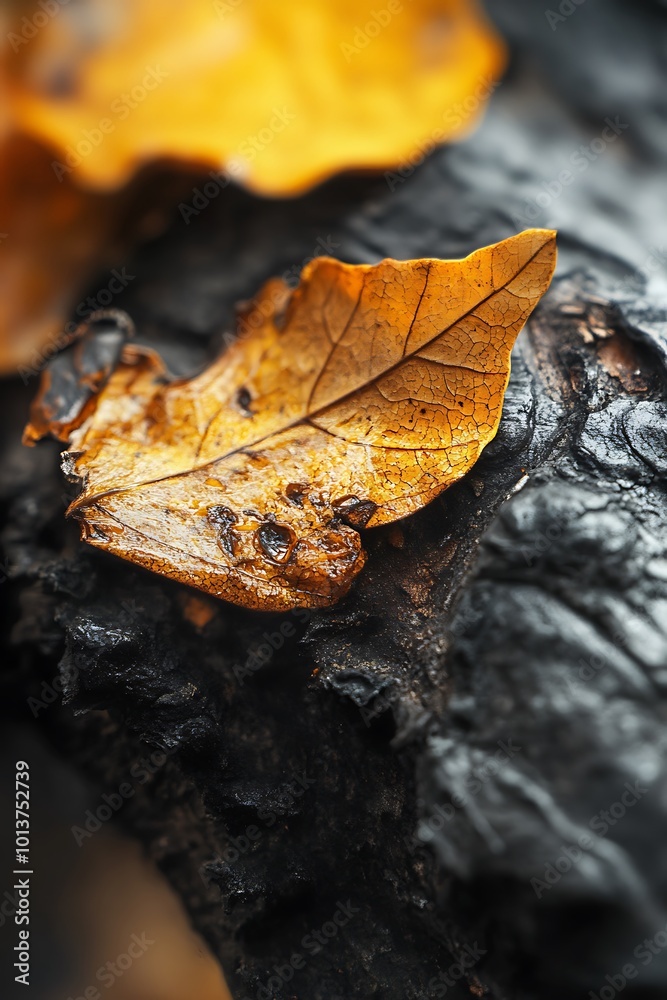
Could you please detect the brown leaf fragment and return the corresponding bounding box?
[23,310,135,445]
[26,229,557,611]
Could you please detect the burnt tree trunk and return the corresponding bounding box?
[3,2,667,998]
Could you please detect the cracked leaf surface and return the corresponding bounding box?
[29,229,557,610]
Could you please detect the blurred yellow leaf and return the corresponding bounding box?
[5,0,506,195]
[0,134,189,374]
[1,0,505,373]
[0,134,125,375]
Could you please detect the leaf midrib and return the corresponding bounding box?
[70,240,550,511]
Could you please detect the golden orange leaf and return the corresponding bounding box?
[5,0,505,196]
[26,229,557,611]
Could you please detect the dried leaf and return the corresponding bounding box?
[26,229,557,610]
[5,0,505,196]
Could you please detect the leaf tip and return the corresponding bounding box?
[523,227,558,252]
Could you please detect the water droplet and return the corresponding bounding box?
[236,387,253,416]
[207,505,238,558]
[255,522,296,564]
[331,495,377,530]
[285,483,308,507]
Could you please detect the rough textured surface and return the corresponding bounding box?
[2,1,667,998]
